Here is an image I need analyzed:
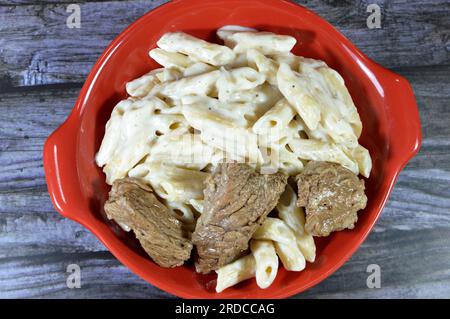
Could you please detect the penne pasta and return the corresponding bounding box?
[151,70,221,100]
[158,32,235,66]
[147,133,215,171]
[296,234,316,263]
[128,162,209,203]
[253,99,296,138]
[217,25,258,45]
[277,63,321,130]
[277,185,307,235]
[247,49,278,85]
[344,144,372,178]
[288,137,359,174]
[182,103,262,163]
[250,240,279,289]
[149,48,193,70]
[217,67,266,103]
[274,241,306,271]
[126,69,163,98]
[277,185,316,262]
[183,62,217,77]
[96,25,373,294]
[252,217,297,245]
[96,97,177,184]
[223,30,296,55]
[318,67,362,138]
[216,254,256,293]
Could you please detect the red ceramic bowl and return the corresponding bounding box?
[43,0,421,298]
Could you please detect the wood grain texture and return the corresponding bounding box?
[0,0,449,89]
[0,0,449,299]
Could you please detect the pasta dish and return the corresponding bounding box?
[96,26,372,292]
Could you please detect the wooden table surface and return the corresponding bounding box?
[1,0,449,299]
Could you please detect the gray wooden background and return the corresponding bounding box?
[0,0,449,299]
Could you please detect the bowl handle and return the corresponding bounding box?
[376,67,422,166]
[43,118,86,220]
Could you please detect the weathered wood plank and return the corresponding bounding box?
[0,0,449,89]
[297,226,450,298]
[1,226,449,298]
[0,251,174,298]
[0,211,105,259]
[0,84,80,139]
[0,1,167,89]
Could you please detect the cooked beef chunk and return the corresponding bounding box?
[104,178,192,268]
[192,163,287,274]
[296,161,367,237]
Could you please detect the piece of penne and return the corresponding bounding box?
[126,69,163,98]
[181,95,249,128]
[317,67,362,138]
[154,68,182,83]
[225,31,297,55]
[277,185,316,262]
[250,240,279,289]
[216,254,256,293]
[128,162,209,203]
[217,25,258,47]
[151,70,220,100]
[148,133,215,171]
[320,111,359,148]
[220,83,283,124]
[277,63,321,130]
[252,217,297,245]
[217,67,266,103]
[97,98,175,184]
[252,98,296,138]
[274,241,306,271]
[182,103,262,164]
[344,144,372,178]
[247,49,278,85]
[149,48,193,70]
[270,53,302,70]
[277,185,307,234]
[296,233,316,263]
[288,137,359,175]
[183,62,217,77]
[158,32,235,66]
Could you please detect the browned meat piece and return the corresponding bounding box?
[192,163,287,274]
[296,161,367,237]
[104,178,192,268]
